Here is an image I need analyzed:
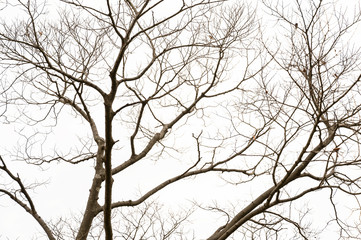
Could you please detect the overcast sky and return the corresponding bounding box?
[1,0,361,239]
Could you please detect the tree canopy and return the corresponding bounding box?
[1,0,361,239]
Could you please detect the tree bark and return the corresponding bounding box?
[76,144,104,240]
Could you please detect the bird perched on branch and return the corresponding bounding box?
[332,147,340,153]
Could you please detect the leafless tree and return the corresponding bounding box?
[1,0,361,239]
[0,0,260,239]
[206,0,361,239]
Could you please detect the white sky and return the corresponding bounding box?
[1,0,361,239]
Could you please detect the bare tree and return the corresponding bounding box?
[206,0,361,239]
[0,0,260,239]
[1,0,361,239]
